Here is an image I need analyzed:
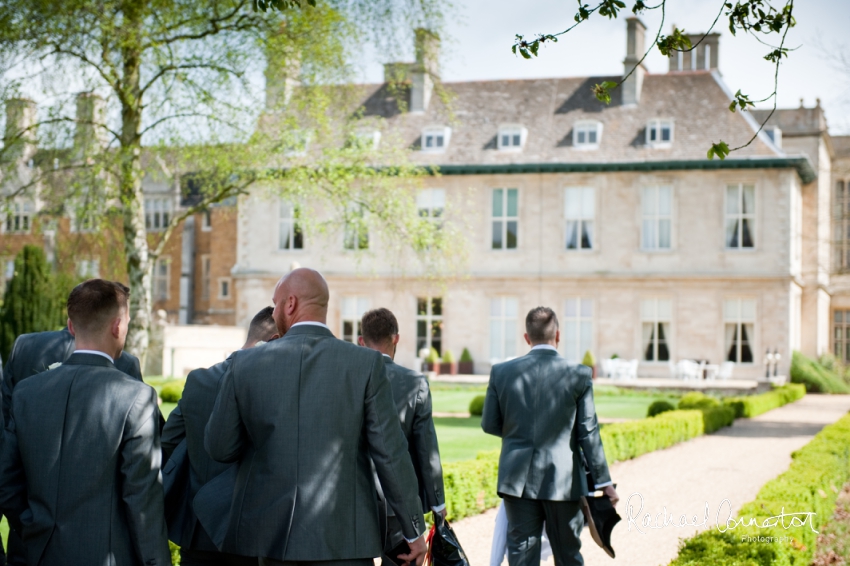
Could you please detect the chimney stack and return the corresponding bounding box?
[74,92,107,158]
[4,98,37,162]
[668,32,720,72]
[410,28,440,113]
[265,41,301,111]
[622,18,646,106]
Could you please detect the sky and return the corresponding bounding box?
[357,0,850,133]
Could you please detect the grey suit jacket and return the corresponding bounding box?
[380,358,445,515]
[161,357,234,551]
[1,328,143,427]
[481,348,612,501]
[0,353,171,566]
[205,325,425,562]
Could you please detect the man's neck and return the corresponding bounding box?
[74,339,119,361]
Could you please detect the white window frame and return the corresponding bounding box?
[351,128,381,150]
[641,187,673,251]
[497,125,527,151]
[646,119,674,147]
[563,297,593,363]
[421,126,451,153]
[201,209,212,231]
[725,183,756,250]
[724,298,756,364]
[343,206,369,251]
[417,188,445,223]
[145,197,172,233]
[641,298,672,363]
[564,187,595,251]
[416,297,443,356]
[573,121,602,149]
[153,257,171,301]
[341,297,370,344]
[76,259,100,278]
[490,297,518,363]
[492,188,519,250]
[278,200,304,251]
[218,277,232,300]
[3,201,34,234]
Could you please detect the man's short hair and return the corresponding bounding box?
[526,306,559,343]
[361,308,399,346]
[67,279,130,335]
[246,306,276,343]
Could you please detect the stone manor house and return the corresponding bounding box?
[2,18,850,377]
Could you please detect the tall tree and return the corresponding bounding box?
[0,0,455,366]
[0,245,65,360]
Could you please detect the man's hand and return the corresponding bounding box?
[603,485,620,506]
[398,535,427,566]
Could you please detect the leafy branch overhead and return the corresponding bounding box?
[512,0,796,160]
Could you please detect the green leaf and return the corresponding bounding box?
[707,141,730,161]
[592,82,617,105]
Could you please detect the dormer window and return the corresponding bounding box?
[351,128,381,150]
[573,121,602,149]
[498,125,527,151]
[764,126,782,149]
[422,126,451,153]
[646,119,674,147]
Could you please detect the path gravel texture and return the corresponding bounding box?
[449,394,850,566]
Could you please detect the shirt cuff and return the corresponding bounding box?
[594,481,613,489]
[404,534,424,544]
[432,504,446,513]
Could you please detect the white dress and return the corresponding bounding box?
[490,502,553,566]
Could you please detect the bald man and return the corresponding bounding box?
[205,268,427,566]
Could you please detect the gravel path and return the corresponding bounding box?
[449,394,850,566]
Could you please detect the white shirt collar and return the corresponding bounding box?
[73,349,115,364]
[530,344,558,352]
[290,321,331,331]
[382,354,392,360]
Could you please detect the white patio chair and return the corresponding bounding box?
[626,359,639,380]
[600,359,613,379]
[718,361,735,380]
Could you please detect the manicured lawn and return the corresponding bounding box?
[433,417,501,462]
[431,387,679,420]
[161,402,178,419]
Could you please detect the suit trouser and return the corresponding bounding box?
[259,559,372,566]
[181,548,260,566]
[502,495,584,566]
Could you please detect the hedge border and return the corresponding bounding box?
[669,411,850,566]
[444,385,806,522]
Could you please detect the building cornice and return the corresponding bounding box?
[423,156,816,184]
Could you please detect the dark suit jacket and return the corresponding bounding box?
[161,357,234,551]
[0,353,171,566]
[1,328,143,427]
[380,358,445,515]
[481,348,612,501]
[205,324,425,562]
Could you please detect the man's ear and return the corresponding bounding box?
[269,333,280,341]
[555,329,560,347]
[524,333,532,347]
[392,334,400,346]
[67,318,75,337]
[358,336,366,347]
[110,316,122,339]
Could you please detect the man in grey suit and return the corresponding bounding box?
[162,306,279,566]
[0,279,171,566]
[205,268,427,566]
[358,308,446,565]
[0,311,155,565]
[482,307,619,566]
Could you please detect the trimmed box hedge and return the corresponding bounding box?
[790,351,850,394]
[443,450,499,521]
[724,384,806,419]
[669,412,850,566]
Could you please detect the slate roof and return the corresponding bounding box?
[336,70,782,166]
